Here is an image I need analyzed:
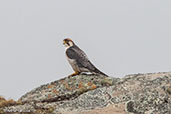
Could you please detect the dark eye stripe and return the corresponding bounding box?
[67,42,70,46]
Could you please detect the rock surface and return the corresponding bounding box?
[0,72,171,114]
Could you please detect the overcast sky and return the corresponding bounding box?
[0,0,171,100]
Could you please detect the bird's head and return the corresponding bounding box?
[63,38,75,48]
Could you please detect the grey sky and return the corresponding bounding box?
[0,0,171,100]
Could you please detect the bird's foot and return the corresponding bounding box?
[68,72,80,78]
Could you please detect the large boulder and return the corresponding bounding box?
[0,72,171,114]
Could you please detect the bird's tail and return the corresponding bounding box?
[94,68,108,77]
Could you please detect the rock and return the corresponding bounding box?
[19,74,118,103]
[0,72,171,114]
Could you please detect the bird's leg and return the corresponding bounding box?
[71,71,80,76]
[68,71,80,77]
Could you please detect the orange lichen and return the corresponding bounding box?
[87,82,93,86]
[48,84,54,89]
[63,82,72,91]
[52,89,59,94]
[91,84,97,90]
[78,82,83,89]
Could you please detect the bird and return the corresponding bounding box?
[63,38,108,77]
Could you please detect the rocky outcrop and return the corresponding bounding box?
[0,72,171,114]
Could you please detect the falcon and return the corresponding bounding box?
[63,38,108,77]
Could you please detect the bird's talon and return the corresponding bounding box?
[68,72,80,77]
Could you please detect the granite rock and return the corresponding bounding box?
[0,72,171,114]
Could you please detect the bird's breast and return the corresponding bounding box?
[66,54,80,72]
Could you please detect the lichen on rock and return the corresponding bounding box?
[19,74,118,103]
[0,72,171,114]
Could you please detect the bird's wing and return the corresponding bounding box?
[66,46,96,71]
